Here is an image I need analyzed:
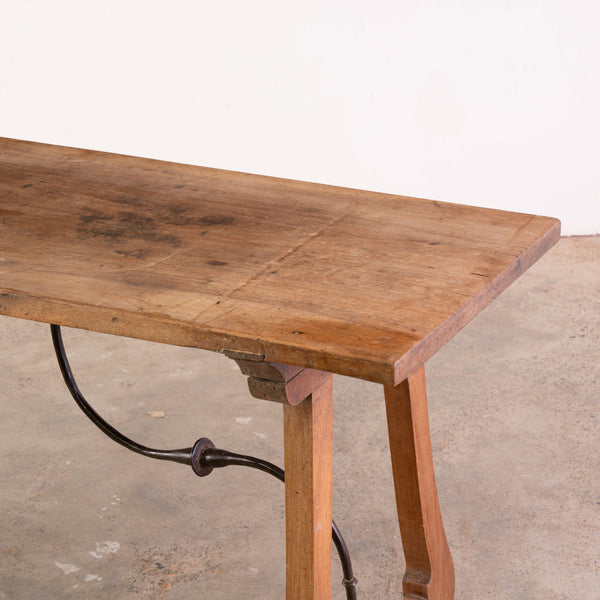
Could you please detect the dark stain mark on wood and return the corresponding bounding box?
[162,206,201,227]
[429,242,440,245]
[103,199,235,230]
[208,260,228,266]
[77,211,182,247]
[470,272,490,278]
[201,215,234,226]
[22,184,33,188]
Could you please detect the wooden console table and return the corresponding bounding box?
[0,138,560,599]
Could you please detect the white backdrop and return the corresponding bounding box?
[1,1,598,235]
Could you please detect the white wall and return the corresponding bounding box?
[1,1,598,235]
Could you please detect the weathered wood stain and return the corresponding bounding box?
[0,137,560,385]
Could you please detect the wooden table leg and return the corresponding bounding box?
[284,375,333,600]
[224,350,333,600]
[384,364,455,600]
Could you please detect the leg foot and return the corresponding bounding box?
[385,365,454,600]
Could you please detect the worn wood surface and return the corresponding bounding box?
[385,366,454,600]
[0,138,560,385]
[283,376,333,600]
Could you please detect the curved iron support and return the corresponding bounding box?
[200,447,358,596]
[50,324,357,599]
[51,324,198,466]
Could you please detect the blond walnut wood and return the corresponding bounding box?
[0,137,562,599]
[228,354,334,598]
[385,366,454,600]
[0,138,560,386]
[284,376,333,600]
[228,352,334,599]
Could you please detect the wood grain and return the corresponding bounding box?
[0,138,560,385]
[283,376,333,600]
[385,366,454,600]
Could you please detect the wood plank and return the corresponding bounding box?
[0,137,560,384]
[385,366,454,600]
[283,376,333,600]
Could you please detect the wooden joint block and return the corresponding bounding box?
[233,359,304,383]
[248,368,331,405]
[224,350,331,405]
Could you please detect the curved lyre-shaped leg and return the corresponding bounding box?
[384,365,455,600]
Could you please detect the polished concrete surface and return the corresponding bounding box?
[1,236,598,599]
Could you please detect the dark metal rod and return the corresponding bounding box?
[200,448,358,598]
[50,324,193,465]
[50,324,357,598]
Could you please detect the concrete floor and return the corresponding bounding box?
[0,236,598,600]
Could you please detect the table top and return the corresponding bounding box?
[0,138,560,385]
